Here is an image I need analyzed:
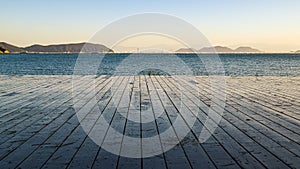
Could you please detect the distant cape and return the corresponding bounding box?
[0,42,113,54]
[176,46,262,53]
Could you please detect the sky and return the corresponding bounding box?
[1,0,300,52]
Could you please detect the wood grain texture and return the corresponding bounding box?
[0,75,299,169]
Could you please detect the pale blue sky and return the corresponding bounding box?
[1,0,300,52]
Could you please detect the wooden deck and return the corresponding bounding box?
[0,75,299,169]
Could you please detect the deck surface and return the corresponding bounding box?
[0,75,299,169]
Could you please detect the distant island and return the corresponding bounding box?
[1,42,300,54]
[0,42,113,54]
[176,46,263,53]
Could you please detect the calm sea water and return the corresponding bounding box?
[0,53,299,76]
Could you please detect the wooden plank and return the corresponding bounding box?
[141,75,167,169]
[0,76,71,126]
[225,77,300,118]
[0,76,67,110]
[196,76,300,156]
[0,75,56,99]
[158,76,245,169]
[91,76,133,169]
[233,76,300,100]
[0,77,75,134]
[1,76,82,156]
[0,76,106,168]
[0,75,299,168]
[117,76,142,169]
[151,76,193,169]
[16,76,113,169]
[177,76,297,168]
[64,76,128,169]
[39,76,126,169]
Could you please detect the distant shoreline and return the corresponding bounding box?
[1,52,300,55]
[1,42,300,54]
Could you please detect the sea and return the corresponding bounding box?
[0,53,299,76]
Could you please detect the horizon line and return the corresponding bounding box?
[1,41,299,54]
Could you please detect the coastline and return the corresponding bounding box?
[1,52,300,54]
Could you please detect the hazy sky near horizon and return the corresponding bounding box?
[1,0,300,52]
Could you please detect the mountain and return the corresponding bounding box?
[175,48,197,53]
[24,43,113,53]
[234,46,261,53]
[0,42,24,53]
[0,42,113,53]
[198,46,234,53]
[176,46,262,53]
